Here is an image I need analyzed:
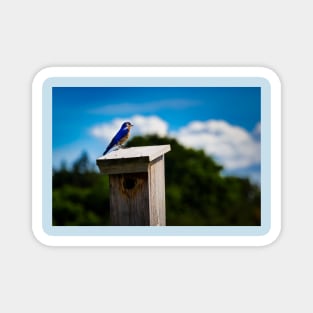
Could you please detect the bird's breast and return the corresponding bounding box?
[118,132,130,145]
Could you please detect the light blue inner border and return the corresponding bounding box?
[42,77,271,236]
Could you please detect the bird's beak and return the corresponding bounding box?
[130,124,134,127]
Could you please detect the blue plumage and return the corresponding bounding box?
[102,121,134,155]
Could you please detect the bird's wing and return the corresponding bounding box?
[103,127,129,155]
[114,127,129,143]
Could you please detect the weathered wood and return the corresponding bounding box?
[99,145,171,161]
[148,155,166,226]
[96,145,171,174]
[109,173,150,225]
[96,145,171,226]
[97,157,150,175]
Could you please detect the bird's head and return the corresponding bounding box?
[122,121,134,129]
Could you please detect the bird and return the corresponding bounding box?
[102,121,134,155]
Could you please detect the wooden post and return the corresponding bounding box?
[96,145,171,226]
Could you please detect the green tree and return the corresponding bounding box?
[53,152,110,226]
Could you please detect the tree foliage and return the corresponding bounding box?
[53,151,110,226]
[53,135,260,226]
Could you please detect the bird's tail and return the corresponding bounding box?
[102,147,110,156]
[103,142,114,155]
[103,137,116,156]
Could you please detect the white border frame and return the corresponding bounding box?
[32,67,281,246]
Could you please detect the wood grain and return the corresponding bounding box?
[110,173,150,226]
[97,145,171,226]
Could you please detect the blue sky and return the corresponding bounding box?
[53,87,261,184]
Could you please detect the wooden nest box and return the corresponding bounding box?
[96,145,171,226]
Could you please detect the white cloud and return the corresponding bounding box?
[90,116,260,171]
[253,122,261,135]
[174,120,260,170]
[253,122,261,140]
[90,115,168,142]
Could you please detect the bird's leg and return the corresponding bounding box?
[116,144,125,150]
[112,146,120,151]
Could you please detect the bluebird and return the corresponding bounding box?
[102,121,134,155]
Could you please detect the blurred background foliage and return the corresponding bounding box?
[53,135,260,226]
